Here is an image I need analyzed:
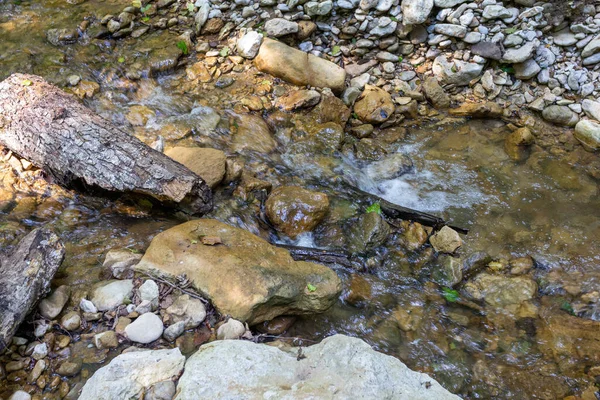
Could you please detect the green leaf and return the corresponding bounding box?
[499,64,515,74]
[142,16,150,22]
[331,45,341,56]
[187,2,195,12]
[21,79,32,86]
[442,287,459,302]
[118,56,125,63]
[132,0,142,7]
[560,300,574,315]
[219,46,230,57]
[307,283,317,292]
[366,202,381,214]
[390,16,398,22]
[177,40,189,55]
[140,4,151,13]
[397,55,403,62]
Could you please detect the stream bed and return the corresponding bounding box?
[1,0,600,398]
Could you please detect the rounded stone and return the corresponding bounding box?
[125,313,164,344]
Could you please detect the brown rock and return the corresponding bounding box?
[202,18,224,34]
[257,316,297,335]
[429,226,462,254]
[344,274,372,307]
[165,147,226,189]
[231,114,277,154]
[275,90,321,111]
[266,186,330,238]
[353,85,395,124]
[296,21,317,40]
[448,102,503,118]
[186,62,212,82]
[422,77,450,109]
[126,105,155,127]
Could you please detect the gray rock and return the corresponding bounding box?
[433,24,467,38]
[464,32,482,44]
[146,380,176,400]
[514,58,541,80]
[216,319,246,340]
[574,120,600,150]
[163,321,186,342]
[265,18,298,37]
[194,0,210,33]
[175,335,460,399]
[80,349,185,400]
[542,105,579,127]
[502,41,537,63]
[582,99,600,121]
[583,53,600,66]
[39,285,70,319]
[535,46,556,68]
[402,0,433,25]
[79,298,97,313]
[432,55,484,86]
[139,279,159,310]
[434,0,467,8]
[482,5,511,19]
[32,342,48,360]
[432,255,463,287]
[8,391,31,400]
[46,28,78,46]
[582,34,600,57]
[553,29,578,47]
[165,294,206,329]
[370,20,397,37]
[423,76,450,108]
[103,249,142,279]
[347,212,390,254]
[237,31,263,59]
[91,280,133,311]
[471,41,503,60]
[125,313,164,344]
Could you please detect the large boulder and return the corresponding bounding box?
[255,38,346,93]
[165,147,226,189]
[135,219,341,324]
[266,186,330,238]
[175,334,460,399]
[79,349,185,400]
[354,85,395,124]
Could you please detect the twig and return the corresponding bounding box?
[138,271,210,304]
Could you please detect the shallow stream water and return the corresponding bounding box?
[1,0,600,398]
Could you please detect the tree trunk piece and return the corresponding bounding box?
[0,228,65,353]
[0,73,213,215]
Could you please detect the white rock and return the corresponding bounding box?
[32,343,48,360]
[175,335,460,399]
[91,280,133,311]
[264,18,298,37]
[165,295,206,329]
[139,279,159,309]
[79,298,98,313]
[402,0,433,25]
[8,391,31,400]
[582,99,600,121]
[237,31,263,59]
[502,41,538,63]
[125,313,164,344]
[429,226,462,254]
[80,348,185,400]
[216,319,246,340]
[194,0,210,33]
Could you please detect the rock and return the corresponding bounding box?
[236,31,263,59]
[60,311,81,331]
[79,298,97,313]
[468,273,537,307]
[402,0,433,25]
[216,319,246,340]
[347,212,390,254]
[231,114,277,154]
[264,18,298,37]
[434,0,466,7]
[432,255,463,287]
[126,105,155,127]
[501,41,537,64]
[471,41,503,60]
[266,186,329,238]
[146,380,176,400]
[582,99,600,121]
[135,300,153,314]
[94,331,119,349]
[57,360,82,376]
[80,348,185,400]
[574,120,600,150]
[433,24,467,38]
[91,280,133,311]
[482,5,511,19]
[275,90,321,111]
[165,295,206,329]
[194,0,210,33]
[103,249,142,279]
[255,38,346,93]
[39,285,70,319]
[344,274,372,306]
[423,77,450,109]
[125,313,164,344]
[175,335,460,399]
[542,105,579,127]
[448,102,503,118]
[365,153,413,180]
[553,29,577,47]
[8,391,31,400]
[354,85,395,124]
[138,279,160,310]
[582,34,600,58]
[514,59,540,80]
[136,220,341,324]
[46,28,78,46]
[32,342,48,360]
[163,321,186,342]
[429,226,462,254]
[165,147,226,189]
[433,55,484,86]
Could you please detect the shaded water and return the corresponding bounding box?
[1,0,600,398]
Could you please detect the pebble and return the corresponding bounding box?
[124,312,164,344]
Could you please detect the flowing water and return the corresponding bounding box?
[1,0,600,398]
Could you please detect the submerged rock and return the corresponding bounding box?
[347,212,390,254]
[135,219,341,324]
[175,335,460,399]
[80,348,185,400]
[466,273,537,307]
[266,186,330,238]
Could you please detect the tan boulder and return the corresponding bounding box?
[135,219,341,324]
[165,147,226,189]
[353,85,395,124]
[266,186,330,238]
[255,38,346,93]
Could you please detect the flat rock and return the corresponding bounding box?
[39,285,70,319]
[513,59,541,80]
[448,102,503,118]
[422,77,450,109]
[429,226,462,254]
[471,41,503,60]
[433,24,467,38]
[175,335,460,399]
[165,147,226,189]
[80,349,185,400]
[264,18,298,37]
[231,113,277,154]
[91,280,133,311]
[501,41,537,64]
[582,34,600,58]
[468,273,537,307]
[255,38,346,93]
[275,90,321,111]
[582,99,600,121]
[136,219,341,324]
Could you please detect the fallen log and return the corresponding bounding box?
[0,73,213,215]
[0,228,65,353]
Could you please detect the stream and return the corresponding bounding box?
[1,0,600,399]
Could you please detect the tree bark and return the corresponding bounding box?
[0,228,65,353]
[0,73,213,215]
